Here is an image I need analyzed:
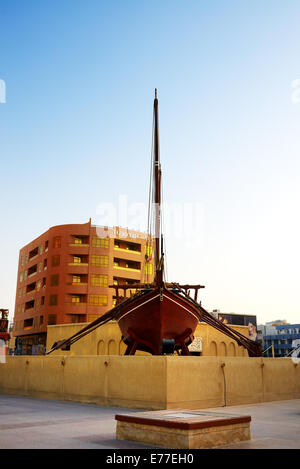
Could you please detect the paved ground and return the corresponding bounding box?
[0,395,299,449]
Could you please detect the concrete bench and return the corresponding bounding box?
[115,410,251,449]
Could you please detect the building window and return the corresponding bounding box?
[71,235,89,245]
[25,299,35,311]
[38,262,42,273]
[53,236,61,248]
[88,314,100,322]
[20,256,24,266]
[89,294,108,306]
[69,314,85,323]
[113,258,140,270]
[48,314,57,325]
[91,255,108,267]
[24,318,33,330]
[92,237,109,248]
[71,295,81,304]
[50,274,59,286]
[52,255,60,267]
[91,274,108,287]
[19,272,23,283]
[72,275,81,284]
[49,294,58,306]
[73,256,82,264]
[40,244,43,255]
[29,247,39,260]
[39,315,44,326]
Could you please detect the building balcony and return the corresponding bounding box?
[28,254,38,262]
[69,243,90,248]
[24,318,34,330]
[68,263,89,267]
[68,284,89,294]
[114,247,141,255]
[65,313,87,324]
[65,302,87,307]
[21,308,36,317]
[113,266,141,273]
[27,271,37,279]
[273,343,291,349]
[28,246,39,261]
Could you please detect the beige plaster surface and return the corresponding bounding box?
[0,355,299,410]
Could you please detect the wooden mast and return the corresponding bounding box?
[153,89,162,282]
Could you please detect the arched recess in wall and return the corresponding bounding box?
[108,339,117,355]
[97,340,105,355]
[209,341,217,356]
[119,339,127,355]
[228,342,236,357]
[219,342,227,356]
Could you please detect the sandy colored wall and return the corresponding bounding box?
[194,323,249,357]
[46,321,250,357]
[0,356,299,410]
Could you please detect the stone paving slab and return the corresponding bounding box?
[0,395,299,449]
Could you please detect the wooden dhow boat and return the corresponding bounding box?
[48,91,261,357]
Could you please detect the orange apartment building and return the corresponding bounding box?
[12,220,153,355]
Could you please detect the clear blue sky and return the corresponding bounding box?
[1,0,300,324]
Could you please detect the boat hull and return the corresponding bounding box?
[117,287,201,355]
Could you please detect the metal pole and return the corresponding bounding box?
[153,89,161,273]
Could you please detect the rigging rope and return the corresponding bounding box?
[161,166,168,282]
[145,107,155,283]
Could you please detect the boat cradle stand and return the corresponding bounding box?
[123,328,194,356]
